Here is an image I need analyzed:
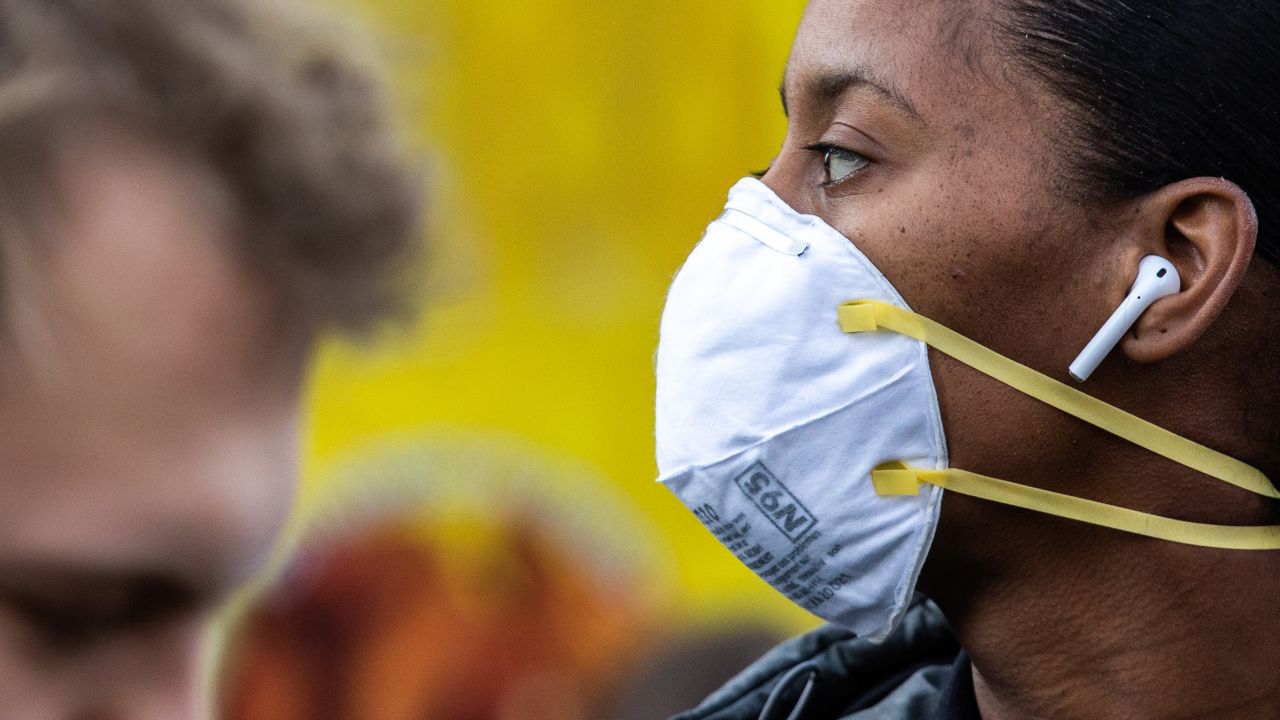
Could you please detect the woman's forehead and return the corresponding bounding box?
[787,0,1032,124]
[784,0,1061,177]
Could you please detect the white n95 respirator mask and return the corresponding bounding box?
[655,177,1280,642]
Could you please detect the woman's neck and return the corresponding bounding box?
[928,509,1280,720]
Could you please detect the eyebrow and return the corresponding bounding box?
[780,68,923,122]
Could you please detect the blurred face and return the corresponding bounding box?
[0,124,301,719]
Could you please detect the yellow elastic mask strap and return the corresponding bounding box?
[838,300,1280,500]
[873,462,1280,550]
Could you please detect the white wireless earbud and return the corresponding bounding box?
[1068,255,1181,382]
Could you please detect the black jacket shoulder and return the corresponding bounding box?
[669,597,966,720]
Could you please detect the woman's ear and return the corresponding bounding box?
[1119,177,1256,364]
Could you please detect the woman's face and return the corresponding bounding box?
[761,0,1166,546]
[765,0,1098,362]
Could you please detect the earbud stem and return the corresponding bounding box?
[1068,255,1180,382]
[1068,295,1144,381]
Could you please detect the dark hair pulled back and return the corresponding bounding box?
[1000,1,1280,265]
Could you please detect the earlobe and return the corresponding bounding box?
[1119,177,1256,364]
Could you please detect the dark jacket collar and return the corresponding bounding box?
[670,597,969,720]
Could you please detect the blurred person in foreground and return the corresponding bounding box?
[657,1,1280,719]
[0,0,422,717]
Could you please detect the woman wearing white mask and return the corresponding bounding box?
[657,1,1280,718]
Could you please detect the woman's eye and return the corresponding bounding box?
[821,146,870,184]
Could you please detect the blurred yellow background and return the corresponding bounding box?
[300,0,814,634]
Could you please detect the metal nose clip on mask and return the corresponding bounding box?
[1069,256,1181,382]
[656,177,1280,643]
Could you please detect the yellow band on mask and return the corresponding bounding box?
[838,300,1280,501]
[872,462,1280,550]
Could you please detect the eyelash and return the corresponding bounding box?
[804,143,871,187]
[747,144,873,185]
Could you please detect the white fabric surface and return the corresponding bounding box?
[656,177,948,640]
